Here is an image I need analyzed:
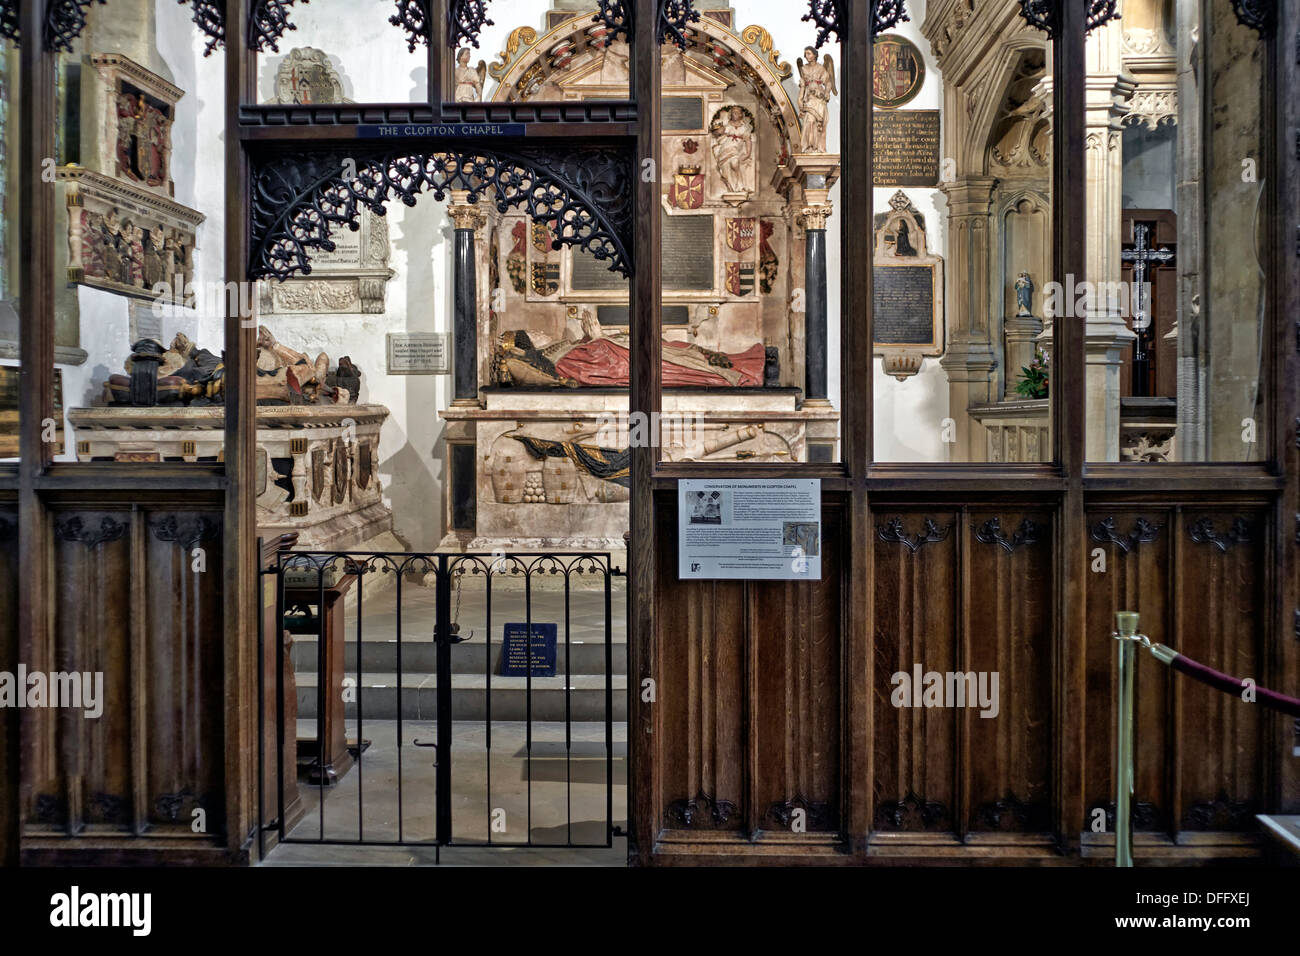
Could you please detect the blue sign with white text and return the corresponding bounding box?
[499,623,558,677]
[357,123,527,139]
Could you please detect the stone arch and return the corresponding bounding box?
[484,11,803,156]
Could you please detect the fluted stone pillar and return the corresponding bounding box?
[448,193,486,406]
[1083,18,1137,461]
[938,178,998,461]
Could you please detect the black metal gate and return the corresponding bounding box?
[256,548,623,856]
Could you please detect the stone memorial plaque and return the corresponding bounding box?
[873,110,940,187]
[571,245,629,292]
[387,332,450,374]
[130,302,163,346]
[662,212,714,292]
[663,96,704,130]
[499,623,557,677]
[873,264,939,348]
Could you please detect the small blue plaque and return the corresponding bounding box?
[356,123,527,139]
[499,623,557,677]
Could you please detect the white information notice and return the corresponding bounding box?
[678,478,821,581]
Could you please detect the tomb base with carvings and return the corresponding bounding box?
[440,388,839,554]
[68,404,392,550]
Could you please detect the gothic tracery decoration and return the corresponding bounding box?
[448,0,493,50]
[1090,516,1161,554]
[253,0,309,54]
[179,0,225,56]
[45,0,106,53]
[1017,0,1120,39]
[1230,0,1274,38]
[975,516,1040,553]
[804,1,910,51]
[1188,516,1252,553]
[877,516,950,553]
[658,0,699,51]
[802,0,840,50]
[390,0,429,51]
[250,147,633,283]
[591,0,630,43]
[1,0,18,44]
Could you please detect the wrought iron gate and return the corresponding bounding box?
[256,548,623,856]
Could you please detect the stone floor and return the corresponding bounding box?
[260,719,628,867]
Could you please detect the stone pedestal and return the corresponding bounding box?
[1004,311,1043,385]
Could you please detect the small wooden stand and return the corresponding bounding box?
[288,571,358,786]
[261,534,304,844]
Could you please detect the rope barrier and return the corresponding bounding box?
[1110,610,1300,867]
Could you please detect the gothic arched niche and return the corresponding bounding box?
[985,47,1049,177]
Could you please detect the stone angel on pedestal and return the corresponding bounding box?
[454,47,487,102]
[796,48,837,154]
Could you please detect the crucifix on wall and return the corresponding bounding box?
[1120,211,1177,397]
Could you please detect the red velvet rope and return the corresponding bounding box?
[1167,653,1300,718]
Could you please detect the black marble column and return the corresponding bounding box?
[803,211,829,403]
[452,211,480,404]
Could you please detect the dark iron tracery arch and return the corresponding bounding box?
[1,0,17,43]
[1017,0,1121,39]
[249,145,634,282]
[804,0,911,50]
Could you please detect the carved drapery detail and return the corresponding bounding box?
[250,147,633,282]
[1090,516,1161,554]
[876,516,950,553]
[54,515,127,547]
[1188,516,1252,553]
[45,0,106,52]
[974,516,1039,553]
[1230,0,1274,38]
[1017,0,1119,39]
[665,792,738,828]
[150,514,223,550]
